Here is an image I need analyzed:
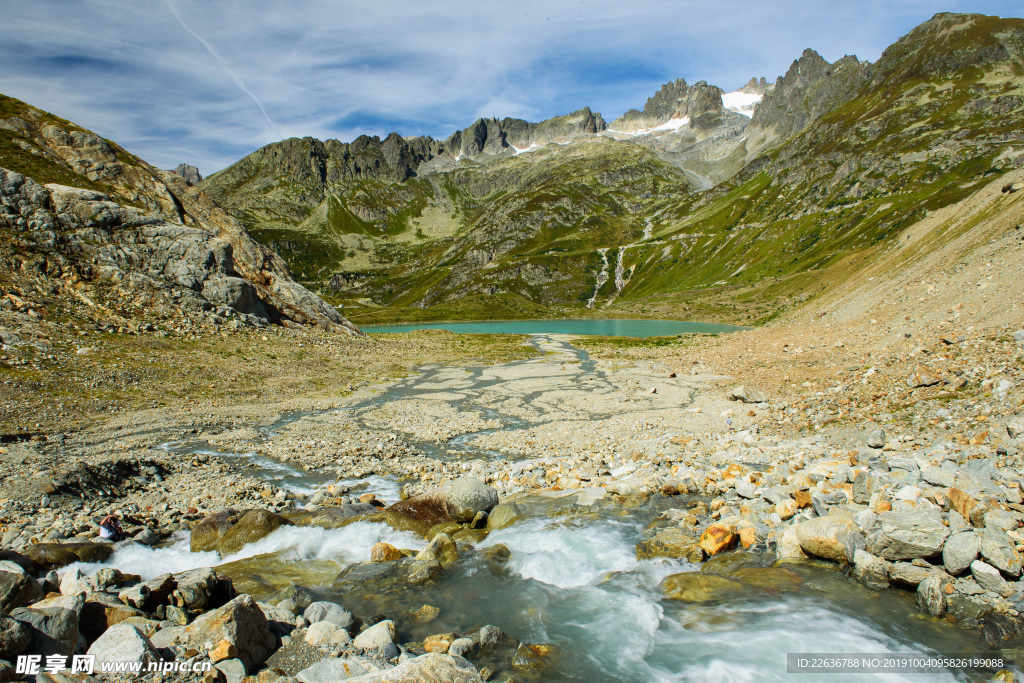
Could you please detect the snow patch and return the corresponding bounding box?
[511,142,543,155]
[722,91,762,118]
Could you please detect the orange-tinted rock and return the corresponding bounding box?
[423,633,454,653]
[699,524,738,556]
[793,490,813,509]
[370,542,405,563]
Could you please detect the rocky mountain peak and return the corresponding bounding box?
[740,77,771,95]
[171,163,202,186]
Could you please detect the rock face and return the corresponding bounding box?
[186,595,276,671]
[445,478,499,523]
[171,163,202,186]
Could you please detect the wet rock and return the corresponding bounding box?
[636,527,704,562]
[186,594,276,671]
[728,386,765,403]
[424,633,454,653]
[446,478,499,523]
[980,527,1022,576]
[190,508,239,552]
[0,615,30,659]
[485,502,523,530]
[865,510,949,561]
[386,489,455,535]
[981,613,1024,647]
[288,504,381,529]
[352,619,398,660]
[296,656,390,683]
[303,602,353,630]
[661,572,745,604]
[943,532,980,575]
[852,550,890,589]
[867,429,886,449]
[970,560,1009,593]
[916,576,947,617]
[415,532,458,568]
[796,516,861,563]
[449,637,474,658]
[86,623,160,670]
[0,562,44,611]
[370,542,407,563]
[21,542,112,569]
[946,592,993,622]
[699,523,738,556]
[219,509,293,555]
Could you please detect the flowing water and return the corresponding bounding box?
[67,333,1007,681]
[361,319,743,336]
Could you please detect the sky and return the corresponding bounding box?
[0,0,1021,175]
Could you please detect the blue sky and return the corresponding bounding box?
[0,0,1020,174]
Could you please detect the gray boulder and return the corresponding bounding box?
[186,595,275,671]
[340,653,482,682]
[485,502,523,530]
[867,429,886,449]
[920,466,955,488]
[851,549,890,589]
[728,386,765,403]
[297,656,389,683]
[979,527,1022,576]
[795,516,864,563]
[445,478,499,523]
[303,601,353,629]
[916,576,947,617]
[215,658,247,683]
[10,594,83,657]
[943,532,980,575]
[970,560,1009,594]
[87,624,160,669]
[865,510,949,560]
[851,471,877,504]
[0,615,30,659]
[0,562,43,611]
[352,619,398,660]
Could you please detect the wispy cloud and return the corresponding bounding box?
[0,0,1020,174]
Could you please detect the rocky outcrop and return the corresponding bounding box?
[171,163,202,186]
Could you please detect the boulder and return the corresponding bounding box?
[865,510,949,561]
[979,527,1022,577]
[319,654,481,683]
[215,658,247,683]
[920,467,955,488]
[660,573,745,604]
[21,542,112,569]
[191,509,239,552]
[851,550,890,589]
[186,595,275,671]
[970,560,1009,594]
[943,532,980,575]
[86,624,160,670]
[303,602,353,629]
[370,542,407,563]
[445,478,499,523]
[352,619,398,660]
[0,563,43,611]
[699,524,738,556]
[304,621,350,647]
[851,471,877,504]
[796,516,862,563]
[867,429,886,449]
[219,509,293,556]
[916,576,947,618]
[485,502,524,530]
[386,490,455,535]
[10,594,83,657]
[297,657,390,683]
[0,615,30,659]
[728,386,765,403]
[80,594,146,642]
[887,562,943,588]
[416,533,458,568]
[635,527,704,563]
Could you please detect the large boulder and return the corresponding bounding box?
[0,615,30,659]
[352,619,398,660]
[218,509,293,555]
[303,602,354,629]
[21,543,113,569]
[865,510,949,561]
[795,516,862,563]
[186,595,275,671]
[386,489,455,535]
[660,573,745,604]
[87,624,160,670]
[0,561,43,611]
[485,502,524,530]
[728,385,765,403]
[943,532,980,575]
[342,653,482,683]
[415,533,458,568]
[445,478,499,523]
[297,657,390,683]
[190,509,239,552]
[980,527,1022,577]
[635,527,704,563]
[10,594,83,657]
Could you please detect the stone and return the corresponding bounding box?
[22,542,113,568]
[190,509,239,553]
[485,502,523,530]
[852,471,877,504]
[887,562,941,588]
[852,549,890,589]
[445,478,499,523]
[865,510,949,561]
[777,524,808,560]
[907,367,943,388]
[87,624,160,670]
[728,386,765,403]
[921,467,955,488]
[980,527,1022,576]
[303,601,354,629]
[415,532,458,568]
[59,568,89,596]
[735,482,758,499]
[423,633,454,653]
[916,576,947,617]
[776,499,797,520]
[10,594,83,657]
[304,621,350,647]
[946,592,993,622]
[699,524,738,556]
[215,658,247,683]
[219,509,293,555]
[335,653,481,683]
[296,657,390,683]
[353,620,398,660]
[661,573,745,604]
[370,543,406,563]
[984,509,1018,533]
[0,565,43,611]
[970,560,1009,593]
[386,490,455,535]
[0,615,30,659]
[186,595,276,671]
[796,516,861,563]
[867,429,886,449]
[449,638,474,658]
[149,625,187,649]
[635,527,704,562]
[210,639,238,662]
[947,488,979,520]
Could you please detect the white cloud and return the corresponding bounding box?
[0,0,1020,174]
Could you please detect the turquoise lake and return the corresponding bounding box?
[361,319,744,337]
